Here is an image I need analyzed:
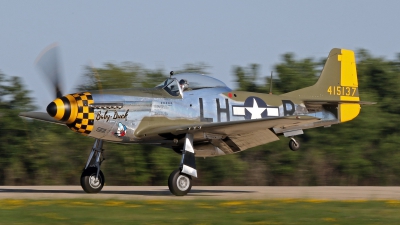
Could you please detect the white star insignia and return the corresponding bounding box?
[245,99,266,119]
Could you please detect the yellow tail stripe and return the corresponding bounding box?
[339,49,358,87]
[340,103,360,122]
[340,96,360,101]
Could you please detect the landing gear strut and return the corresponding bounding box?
[80,139,105,193]
[168,133,196,196]
[289,137,300,151]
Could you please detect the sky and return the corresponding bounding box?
[0,1,399,110]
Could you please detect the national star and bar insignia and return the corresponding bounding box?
[232,96,280,120]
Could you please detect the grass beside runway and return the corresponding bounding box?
[0,199,400,224]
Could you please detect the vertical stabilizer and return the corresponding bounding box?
[281,48,360,122]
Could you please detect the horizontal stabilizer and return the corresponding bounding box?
[19,112,66,125]
[304,100,376,105]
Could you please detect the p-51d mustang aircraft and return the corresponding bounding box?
[20,47,374,196]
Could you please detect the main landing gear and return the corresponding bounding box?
[80,139,105,193]
[289,137,300,151]
[80,135,197,196]
[168,133,196,196]
[168,169,192,196]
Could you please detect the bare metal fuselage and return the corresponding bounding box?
[88,86,337,146]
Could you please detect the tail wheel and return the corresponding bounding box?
[80,167,105,193]
[289,139,300,151]
[168,169,192,196]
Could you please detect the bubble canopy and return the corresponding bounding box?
[156,73,229,90]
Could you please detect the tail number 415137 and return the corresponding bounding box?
[327,86,357,96]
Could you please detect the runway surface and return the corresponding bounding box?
[1,186,400,200]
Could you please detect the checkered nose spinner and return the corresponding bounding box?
[46,92,95,135]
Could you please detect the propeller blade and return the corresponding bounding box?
[35,43,63,98]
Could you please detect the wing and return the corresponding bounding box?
[19,112,66,125]
[135,116,320,152]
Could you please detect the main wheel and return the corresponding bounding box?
[80,167,105,193]
[289,139,300,151]
[168,169,192,196]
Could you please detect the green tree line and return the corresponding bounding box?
[1,49,399,186]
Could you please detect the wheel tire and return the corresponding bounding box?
[289,139,300,151]
[168,169,192,196]
[80,167,105,193]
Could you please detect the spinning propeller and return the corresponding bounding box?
[35,43,64,99]
[36,44,95,135]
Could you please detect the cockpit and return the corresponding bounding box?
[158,78,182,96]
[156,73,229,96]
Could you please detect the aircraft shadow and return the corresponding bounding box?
[0,188,253,196]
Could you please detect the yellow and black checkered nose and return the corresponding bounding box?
[46,92,95,135]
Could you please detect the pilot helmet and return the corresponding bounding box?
[179,79,189,90]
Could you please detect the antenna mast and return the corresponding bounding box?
[269,71,273,94]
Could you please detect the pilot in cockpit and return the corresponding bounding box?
[179,79,189,91]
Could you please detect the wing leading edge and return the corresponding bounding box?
[19,112,66,125]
